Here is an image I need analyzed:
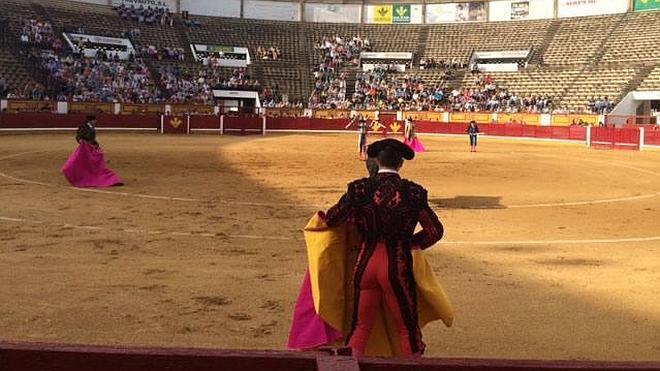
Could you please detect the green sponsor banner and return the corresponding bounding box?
[634,0,660,11]
[392,4,411,23]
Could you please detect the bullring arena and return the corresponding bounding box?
[2,0,660,369]
[2,131,660,364]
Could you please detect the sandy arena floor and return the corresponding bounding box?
[0,132,659,361]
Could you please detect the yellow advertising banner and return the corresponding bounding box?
[373,5,393,24]
[497,113,541,125]
[551,114,599,127]
[172,104,215,115]
[355,110,377,119]
[6,100,56,113]
[69,102,113,114]
[450,112,491,124]
[121,104,165,114]
[313,110,375,119]
[265,107,304,117]
[403,111,443,122]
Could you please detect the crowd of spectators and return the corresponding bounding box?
[309,36,371,109]
[159,66,260,105]
[315,35,370,66]
[115,4,174,27]
[350,66,448,111]
[587,96,613,114]
[181,11,201,27]
[260,85,301,108]
[442,72,554,113]
[3,80,47,101]
[256,46,281,60]
[159,65,214,104]
[19,18,55,46]
[41,52,163,103]
[418,57,466,70]
[309,66,347,109]
[138,44,185,61]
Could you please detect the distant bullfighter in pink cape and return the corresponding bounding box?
[403,118,425,153]
[61,116,122,188]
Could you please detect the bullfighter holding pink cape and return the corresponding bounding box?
[403,118,425,153]
[61,116,122,188]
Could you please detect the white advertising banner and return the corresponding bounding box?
[488,0,555,21]
[74,0,111,5]
[112,0,176,9]
[557,0,628,18]
[426,2,487,23]
[477,63,519,72]
[360,52,413,60]
[304,3,362,23]
[473,50,530,59]
[181,0,240,17]
[65,33,136,60]
[244,0,300,21]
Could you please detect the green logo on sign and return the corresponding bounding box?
[634,0,660,11]
[393,4,411,23]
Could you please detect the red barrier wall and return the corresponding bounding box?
[224,116,263,134]
[409,122,587,142]
[162,116,188,134]
[265,118,352,131]
[0,112,85,129]
[95,114,160,130]
[0,113,160,130]
[591,127,640,149]
[190,116,221,130]
[644,128,660,146]
[0,114,595,145]
[2,341,660,371]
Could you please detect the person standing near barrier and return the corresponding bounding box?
[322,138,444,357]
[467,120,480,152]
[346,114,370,160]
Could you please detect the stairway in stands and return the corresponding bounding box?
[172,18,195,62]
[301,24,317,103]
[342,65,360,100]
[617,65,655,102]
[588,13,627,66]
[529,19,560,65]
[415,26,429,65]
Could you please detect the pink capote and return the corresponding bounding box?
[287,270,343,350]
[404,137,426,153]
[61,141,122,188]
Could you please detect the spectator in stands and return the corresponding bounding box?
[40,52,163,104]
[0,76,6,98]
[17,19,56,46]
[122,6,174,27]
[158,66,260,105]
[257,46,281,60]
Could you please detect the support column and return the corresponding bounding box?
[220,115,224,135]
[586,125,591,147]
[639,127,645,151]
[262,116,267,136]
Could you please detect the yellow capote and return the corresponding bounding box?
[303,213,453,356]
